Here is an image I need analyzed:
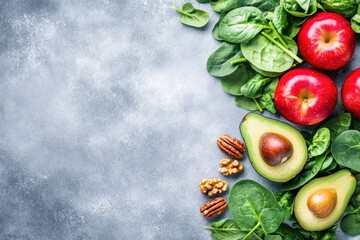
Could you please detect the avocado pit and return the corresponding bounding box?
[307,188,337,218]
[259,132,293,166]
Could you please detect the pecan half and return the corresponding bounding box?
[200,197,228,218]
[217,134,246,159]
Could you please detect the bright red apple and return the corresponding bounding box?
[298,12,355,71]
[274,68,338,126]
[342,68,360,119]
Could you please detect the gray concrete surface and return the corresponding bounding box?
[0,0,359,239]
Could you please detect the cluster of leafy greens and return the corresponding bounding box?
[205,113,360,239]
[172,0,360,238]
[174,0,360,112]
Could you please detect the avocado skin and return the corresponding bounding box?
[294,170,356,231]
[240,112,308,182]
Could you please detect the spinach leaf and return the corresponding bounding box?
[235,96,262,111]
[240,74,272,98]
[260,94,276,113]
[265,235,282,240]
[250,64,283,77]
[281,152,328,191]
[347,174,360,213]
[273,6,289,34]
[352,118,360,131]
[319,0,358,18]
[273,224,305,240]
[207,42,244,77]
[321,113,351,141]
[173,3,210,28]
[212,12,227,40]
[228,180,285,236]
[319,155,334,172]
[340,212,360,236]
[263,78,278,96]
[281,0,317,17]
[210,0,229,12]
[331,130,360,172]
[205,218,247,240]
[224,0,280,12]
[218,7,270,43]
[241,32,298,73]
[351,13,360,33]
[221,64,256,95]
[307,128,330,158]
[275,191,295,221]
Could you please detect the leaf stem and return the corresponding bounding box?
[269,22,288,49]
[261,31,303,64]
[253,98,263,112]
[230,58,247,65]
[243,222,261,240]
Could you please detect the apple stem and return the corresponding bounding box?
[253,98,263,112]
[269,22,288,49]
[230,58,247,65]
[261,31,303,64]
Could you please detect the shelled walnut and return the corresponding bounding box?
[218,158,244,176]
[200,197,227,218]
[217,134,246,159]
[199,178,228,196]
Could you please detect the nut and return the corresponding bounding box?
[217,134,246,159]
[259,132,293,166]
[218,158,244,176]
[200,197,228,218]
[307,188,337,218]
[199,178,228,196]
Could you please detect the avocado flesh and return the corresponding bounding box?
[240,112,307,182]
[294,170,356,231]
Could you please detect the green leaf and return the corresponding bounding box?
[265,235,283,240]
[307,128,330,158]
[235,96,261,111]
[240,74,272,98]
[224,0,280,12]
[205,218,247,240]
[273,6,289,34]
[331,130,360,172]
[228,179,285,234]
[207,42,244,77]
[263,78,278,97]
[274,191,295,221]
[281,152,328,191]
[218,7,270,43]
[241,32,298,73]
[320,113,351,141]
[340,212,360,236]
[260,93,276,113]
[274,224,305,240]
[196,0,210,3]
[281,0,317,17]
[319,0,358,18]
[351,13,360,33]
[210,0,229,12]
[221,64,256,96]
[319,155,334,172]
[173,3,210,28]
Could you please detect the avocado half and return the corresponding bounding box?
[294,170,356,231]
[240,112,307,182]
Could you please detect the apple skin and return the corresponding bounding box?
[274,68,338,126]
[342,68,360,119]
[298,12,355,71]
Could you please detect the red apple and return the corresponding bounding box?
[298,12,355,71]
[274,68,338,126]
[342,68,360,119]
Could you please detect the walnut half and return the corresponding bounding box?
[218,158,244,176]
[199,178,228,196]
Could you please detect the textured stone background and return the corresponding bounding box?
[0,0,358,239]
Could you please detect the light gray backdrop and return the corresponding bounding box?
[0,0,358,239]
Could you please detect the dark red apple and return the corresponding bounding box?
[274,68,338,126]
[298,12,355,71]
[342,68,360,119]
